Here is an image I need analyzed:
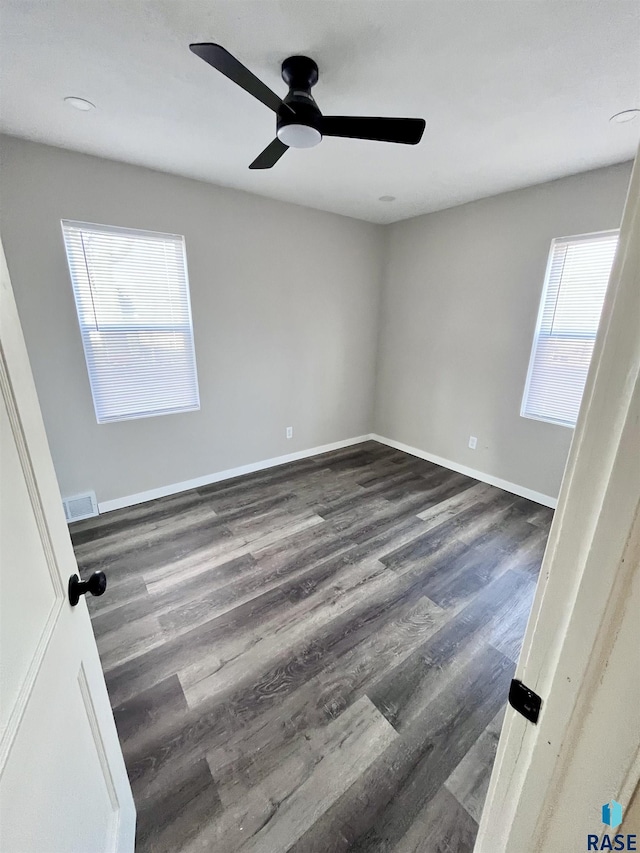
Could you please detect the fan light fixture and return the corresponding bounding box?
[277,124,322,148]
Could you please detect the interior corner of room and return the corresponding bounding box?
[0,135,632,514]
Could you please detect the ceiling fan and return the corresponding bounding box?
[189,43,426,169]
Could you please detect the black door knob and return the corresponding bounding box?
[68,571,107,606]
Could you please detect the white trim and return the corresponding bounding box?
[60,218,185,242]
[96,432,557,515]
[60,219,200,425]
[549,227,620,244]
[371,434,557,508]
[96,434,374,514]
[520,409,574,429]
[519,228,619,428]
[475,144,640,853]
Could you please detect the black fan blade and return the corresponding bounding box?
[189,43,292,115]
[249,138,289,170]
[320,116,426,145]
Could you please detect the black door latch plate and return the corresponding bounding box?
[509,679,542,724]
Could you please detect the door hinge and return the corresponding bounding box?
[509,679,542,724]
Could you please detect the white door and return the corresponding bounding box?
[0,240,135,852]
[475,152,640,849]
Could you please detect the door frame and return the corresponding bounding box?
[475,149,640,849]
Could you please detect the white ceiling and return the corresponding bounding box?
[1,1,639,224]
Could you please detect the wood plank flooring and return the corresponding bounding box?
[70,441,552,853]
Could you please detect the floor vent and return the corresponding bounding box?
[62,491,99,523]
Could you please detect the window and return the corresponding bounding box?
[521,230,619,428]
[61,221,200,424]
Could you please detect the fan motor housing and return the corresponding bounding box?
[278,56,322,144]
[278,97,321,132]
[281,55,318,90]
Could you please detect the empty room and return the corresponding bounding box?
[1,2,639,852]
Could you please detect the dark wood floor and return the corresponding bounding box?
[70,441,552,853]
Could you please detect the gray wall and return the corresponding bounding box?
[373,162,633,499]
[0,136,383,504]
[0,135,632,506]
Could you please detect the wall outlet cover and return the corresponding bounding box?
[468,436,478,450]
[286,426,293,439]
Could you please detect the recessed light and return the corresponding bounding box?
[64,96,95,112]
[378,195,396,202]
[609,109,640,124]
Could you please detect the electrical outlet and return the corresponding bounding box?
[286,426,293,439]
[468,435,477,450]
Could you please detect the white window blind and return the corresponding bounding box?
[521,230,619,428]
[61,220,200,424]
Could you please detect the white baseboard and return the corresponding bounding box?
[370,433,558,508]
[97,434,374,514]
[96,431,557,515]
